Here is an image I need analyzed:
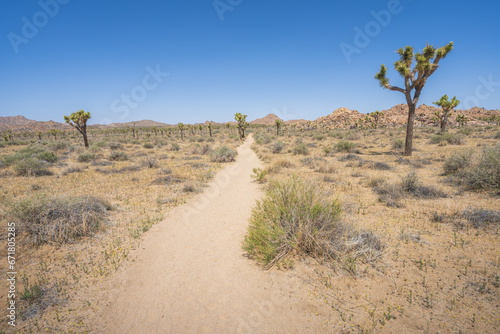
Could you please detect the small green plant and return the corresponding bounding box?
[143,142,154,149]
[292,142,308,155]
[335,140,356,153]
[210,146,237,162]
[78,152,96,162]
[392,138,404,150]
[109,151,129,161]
[271,141,285,154]
[170,143,180,151]
[252,168,268,183]
[14,158,53,177]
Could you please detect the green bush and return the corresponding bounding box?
[171,143,180,151]
[2,145,58,165]
[36,151,58,163]
[443,146,500,193]
[77,152,96,162]
[335,140,356,153]
[210,146,237,162]
[392,138,404,150]
[143,142,154,149]
[108,142,124,150]
[9,195,110,245]
[14,158,53,177]
[109,151,129,161]
[430,133,464,145]
[243,176,343,267]
[292,142,309,155]
[271,141,285,154]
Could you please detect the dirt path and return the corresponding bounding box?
[95,134,329,333]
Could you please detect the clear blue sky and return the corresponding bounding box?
[1,0,499,125]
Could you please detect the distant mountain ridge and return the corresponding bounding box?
[1,105,499,132]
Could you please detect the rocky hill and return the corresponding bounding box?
[380,104,500,126]
[0,116,70,132]
[250,113,281,125]
[313,108,364,128]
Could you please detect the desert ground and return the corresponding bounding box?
[0,123,499,333]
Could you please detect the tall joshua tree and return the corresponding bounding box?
[275,119,283,135]
[234,113,249,140]
[369,111,383,129]
[208,122,213,137]
[375,42,454,156]
[178,122,185,139]
[64,110,91,148]
[433,94,460,133]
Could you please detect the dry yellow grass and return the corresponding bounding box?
[251,125,499,333]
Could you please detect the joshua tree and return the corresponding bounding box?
[226,122,230,134]
[369,111,383,129]
[178,122,185,139]
[375,42,454,156]
[432,94,459,133]
[198,124,203,135]
[234,113,249,139]
[275,119,283,135]
[37,131,42,140]
[64,110,91,148]
[456,114,468,127]
[49,129,58,140]
[208,122,213,137]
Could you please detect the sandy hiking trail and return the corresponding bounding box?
[95,134,330,333]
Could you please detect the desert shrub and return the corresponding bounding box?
[48,141,69,153]
[192,144,211,155]
[430,133,464,145]
[170,143,180,151]
[210,146,237,162]
[182,183,197,192]
[392,139,404,150]
[158,167,173,175]
[372,182,404,207]
[443,149,473,175]
[338,154,362,162]
[293,142,309,155]
[143,142,154,149]
[93,141,107,148]
[109,151,129,161]
[243,176,381,268]
[108,142,124,150]
[150,175,183,185]
[312,160,335,173]
[140,157,159,168]
[374,171,446,206]
[77,152,96,162]
[271,141,285,154]
[61,166,82,175]
[2,145,58,165]
[335,140,356,153]
[368,161,392,171]
[461,208,500,228]
[401,171,447,198]
[313,134,325,141]
[443,146,500,192]
[14,158,53,177]
[243,176,343,267]
[9,195,110,245]
[36,151,58,163]
[495,131,500,139]
[459,127,473,136]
